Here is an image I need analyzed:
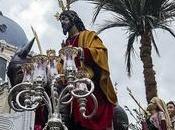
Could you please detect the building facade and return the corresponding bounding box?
[0,11,35,130]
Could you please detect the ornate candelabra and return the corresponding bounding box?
[8,47,98,130]
[59,46,98,119]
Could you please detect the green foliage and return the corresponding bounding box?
[72,0,175,75]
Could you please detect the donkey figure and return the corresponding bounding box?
[7,38,35,87]
[7,39,129,130]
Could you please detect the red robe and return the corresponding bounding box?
[66,35,114,130]
[34,106,47,130]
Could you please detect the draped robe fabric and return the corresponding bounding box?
[65,30,117,130]
[78,30,117,105]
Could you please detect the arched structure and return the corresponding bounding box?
[0,11,28,81]
[0,12,35,130]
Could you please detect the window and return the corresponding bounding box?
[0,57,7,81]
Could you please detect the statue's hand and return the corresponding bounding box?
[73,47,82,54]
[55,74,66,87]
[73,47,84,60]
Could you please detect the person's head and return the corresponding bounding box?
[147,97,166,115]
[167,101,175,117]
[147,103,158,115]
[59,10,85,35]
[149,97,173,129]
[7,38,35,87]
[150,97,165,111]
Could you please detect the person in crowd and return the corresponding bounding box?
[142,97,172,130]
[167,101,175,129]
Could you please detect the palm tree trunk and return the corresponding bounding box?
[140,31,158,103]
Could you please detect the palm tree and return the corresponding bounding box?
[72,0,175,103]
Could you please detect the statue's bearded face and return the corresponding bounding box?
[60,15,74,35]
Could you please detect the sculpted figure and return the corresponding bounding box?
[58,10,117,130]
[7,10,129,130]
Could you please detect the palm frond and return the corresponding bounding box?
[159,24,175,38]
[140,0,146,13]
[69,0,81,4]
[125,32,137,76]
[71,0,175,77]
[150,31,160,56]
[92,1,105,23]
[97,19,128,34]
[162,2,175,19]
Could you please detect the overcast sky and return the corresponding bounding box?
[1,0,175,124]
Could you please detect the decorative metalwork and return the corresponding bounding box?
[0,116,14,130]
[0,112,35,130]
[59,46,98,119]
[8,46,98,130]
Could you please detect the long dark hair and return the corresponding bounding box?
[60,10,86,31]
